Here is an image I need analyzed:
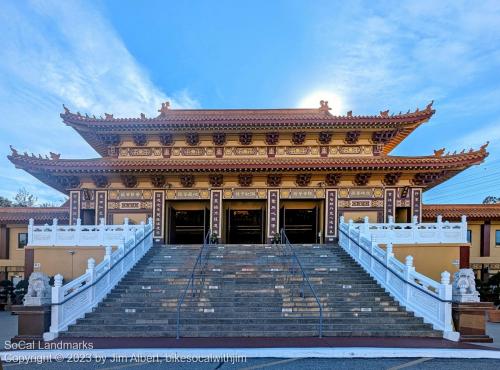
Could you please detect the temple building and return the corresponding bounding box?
[6,100,489,247]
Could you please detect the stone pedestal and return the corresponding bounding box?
[11,304,51,343]
[452,302,494,342]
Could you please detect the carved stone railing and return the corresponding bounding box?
[28,218,144,247]
[348,215,467,244]
[43,218,153,341]
[338,216,459,341]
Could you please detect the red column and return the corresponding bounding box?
[480,222,491,257]
[459,245,470,268]
[0,225,9,259]
[24,249,34,279]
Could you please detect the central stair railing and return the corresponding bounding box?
[176,230,212,339]
[280,229,323,338]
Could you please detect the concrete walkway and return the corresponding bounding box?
[0,310,18,349]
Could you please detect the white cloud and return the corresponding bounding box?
[0,0,197,204]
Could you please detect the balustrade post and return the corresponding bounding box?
[348,219,353,251]
[98,218,106,245]
[50,218,58,246]
[385,243,394,284]
[123,218,130,243]
[75,218,82,246]
[439,271,453,332]
[49,274,64,335]
[104,246,112,286]
[461,215,467,243]
[86,258,96,301]
[362,216,369,235]
[436,215,443,243]
[404,256,415,301]
[28,218,34,244]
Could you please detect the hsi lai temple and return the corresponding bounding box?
[7,100,489,245]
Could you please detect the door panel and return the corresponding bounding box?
[227,209,263,244]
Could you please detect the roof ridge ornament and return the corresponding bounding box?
[158,101,171,117]
[62,104,70,114]
[319,100,331,112]
[426,100,434,111]
[380,110,389,118]
[480,141,489,153]
[9,145,19,156]
[433,148,445,157]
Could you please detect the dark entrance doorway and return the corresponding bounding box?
[280,206,319,244]
[226,208,265,244]
[395,207,412,223]
[168,207,209,244]
[80,209,96,225]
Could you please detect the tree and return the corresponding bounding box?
[0,196,13,207]
[13,188,37,207]
[483,196,500,204]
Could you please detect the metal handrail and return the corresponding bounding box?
[176,230,212,339]
[280,228,323,338]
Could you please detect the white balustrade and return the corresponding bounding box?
[28,217,144,247]
[348,215,467,245]
[43,218,154,341]
[338,216,459,341]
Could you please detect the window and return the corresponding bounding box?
[18,233,28,249]
[496,230,500,246]
[467,229,472,243]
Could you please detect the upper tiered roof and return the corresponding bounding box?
[61,100,436,156]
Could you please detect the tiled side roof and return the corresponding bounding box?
[422,204,500,221]
[0,207,69,224]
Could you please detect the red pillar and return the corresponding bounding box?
[459,245,470,268]
[480,222,490,257]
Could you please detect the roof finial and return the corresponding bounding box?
[380,110,389,118]
[9,145,18,156]
[426,100,434,111]
[433,148,445,157]
[158,101,171,117]
[346,110,353,117]
[480,141,490,153]
[319,100,331,112]
[62,104,70,114]
[104,113,114,120]
[49,152,61,160]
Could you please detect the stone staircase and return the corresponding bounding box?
[60,243,442,338]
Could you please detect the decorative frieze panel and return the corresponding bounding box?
[69,191,80,225]
[108,201,153,210]
[153,190,164,239]
[267,189,280,241]
[325,189,338,241]
[95,191,107,224]
[338,199,384,208]
[330,145,373,155]
[108,190,153,201]
[210,190,222,239]
[338,188,384,199]
[223,189,267,199]
[225,147,260,156]
[119,147,163,157]
[280,189,325,199]
[166,189,210,200]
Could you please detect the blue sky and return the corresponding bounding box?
[1,0,500,205]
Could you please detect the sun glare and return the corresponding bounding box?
[298,90,344,115]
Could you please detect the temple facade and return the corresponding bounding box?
[8,101,489,245]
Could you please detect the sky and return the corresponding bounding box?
[1,0,500,205]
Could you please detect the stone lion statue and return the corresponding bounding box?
[24,272,51,306]
[452,268,480,303]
